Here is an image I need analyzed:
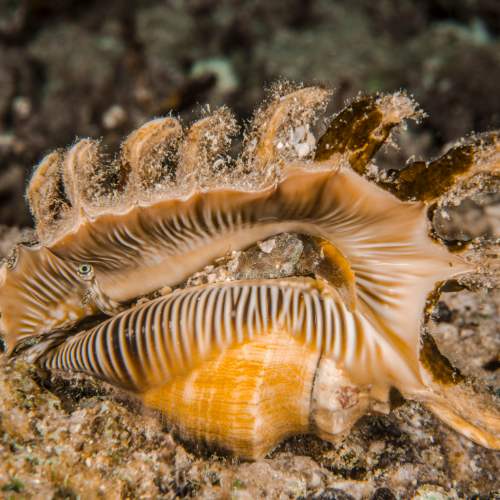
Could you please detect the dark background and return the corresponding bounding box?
[1,0,499,227]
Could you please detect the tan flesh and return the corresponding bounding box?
[26,150,69,243]
[176,107,238,186]
[122,117,183,199]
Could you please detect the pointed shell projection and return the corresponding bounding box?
[1,85,499,458]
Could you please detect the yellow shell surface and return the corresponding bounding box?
[143,332,320,459]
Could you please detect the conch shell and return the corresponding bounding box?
[1,84,499,458]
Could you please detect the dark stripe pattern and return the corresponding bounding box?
[41,280,370,392]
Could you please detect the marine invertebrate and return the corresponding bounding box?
[1,84,499,458]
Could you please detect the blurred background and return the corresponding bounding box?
[0,0,499,227]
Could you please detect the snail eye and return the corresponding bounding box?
[77,263,94,280]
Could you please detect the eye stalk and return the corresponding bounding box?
[77,263,94,281]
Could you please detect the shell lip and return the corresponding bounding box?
[44,160,341,250]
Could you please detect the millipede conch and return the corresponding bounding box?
[1,84,499,458]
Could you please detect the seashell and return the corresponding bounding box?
[1,85,499,457]
[39,278,500,458]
